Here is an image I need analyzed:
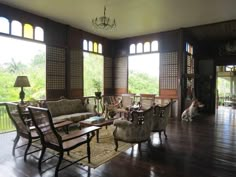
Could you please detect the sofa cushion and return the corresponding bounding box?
[53,112,95,123]
[52,115,70,123]
[46,100,64,117]
[69,112,95,122]
[61,99,86,114]
[46,99,87,117]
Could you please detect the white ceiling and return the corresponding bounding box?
[0,0,236,39]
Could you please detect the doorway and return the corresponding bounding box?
[216,65,236,108]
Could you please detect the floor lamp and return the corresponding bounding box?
[14,76,31,104]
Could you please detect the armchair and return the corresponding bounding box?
[5,102,40,161]
[113,107,153,152]
[28,106,100,177]
[102,96,122,118]
[103,95,121,107]
[116,93,136,117]
[151,102,172,143]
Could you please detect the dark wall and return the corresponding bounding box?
[44,20,68,47]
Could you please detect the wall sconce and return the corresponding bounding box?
[14,76,31,104]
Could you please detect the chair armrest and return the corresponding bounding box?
[61,126,100,142]
[54,120,73,128]
[113,119,132,127]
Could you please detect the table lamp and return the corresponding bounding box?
[14,76,31,104]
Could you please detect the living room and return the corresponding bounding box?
[0,0,236,177]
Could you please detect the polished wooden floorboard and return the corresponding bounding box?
[0,106,236,177]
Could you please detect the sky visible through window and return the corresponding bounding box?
[0,36,45,67]
[129,53,159,77]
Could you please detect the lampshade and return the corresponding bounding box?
[14,76,31,87]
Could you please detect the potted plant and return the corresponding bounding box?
[93,79,102,99]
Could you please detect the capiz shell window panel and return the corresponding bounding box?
[46,46,66,89]
[159,52,178,89]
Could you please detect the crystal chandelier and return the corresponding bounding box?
[92,6,116,30]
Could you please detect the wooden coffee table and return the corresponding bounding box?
[80,117,118,143]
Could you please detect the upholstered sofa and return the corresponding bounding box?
[46,98,97,123]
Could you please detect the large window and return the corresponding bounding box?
[0,36,46,101]
[83,52,104,96]
[83,40,104,96]
[128,53,159,94]
[128,41,159,94]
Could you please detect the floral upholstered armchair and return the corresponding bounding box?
[113,107,153,152]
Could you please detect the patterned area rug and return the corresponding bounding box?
[63,125,131,168]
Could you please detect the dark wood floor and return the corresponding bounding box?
[0,106,236,177]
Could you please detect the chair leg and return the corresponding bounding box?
[55,151,63,177]
[164,130,167,139]
[164,130,168,139]
[63,126,69,134]
[159,132,162,143]
[114,139,118,151]
[138,142,142,153]
[12,135,20,156]
[24,138,32,161]
[38,146,46,172]
[87,140,91,163]
[148,137,152,146]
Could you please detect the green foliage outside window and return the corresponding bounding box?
[128,53,159,95]
[128,71,159,94]
[92,79,102,92]
[0,53,46,102]
[83,52,103,96]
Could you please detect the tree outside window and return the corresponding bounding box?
[83,52,104,97]
[0,36,46,102]
[128,53,159,94]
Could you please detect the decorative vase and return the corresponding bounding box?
[95,92,102,99]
